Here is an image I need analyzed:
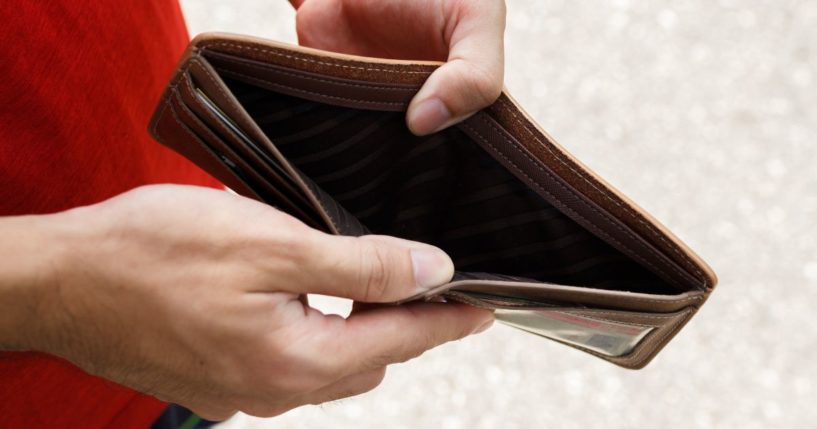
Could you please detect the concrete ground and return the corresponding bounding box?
[180,1,817,427]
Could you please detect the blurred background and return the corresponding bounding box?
[180,1,817,427]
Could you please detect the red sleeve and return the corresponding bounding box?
[0,2,220,427]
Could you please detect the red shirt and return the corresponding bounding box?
[0,2,219,427]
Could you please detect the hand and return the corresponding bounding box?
[290,0,506,135]
[4,185,492,419]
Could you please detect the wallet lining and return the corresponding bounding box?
[222,77,679,295]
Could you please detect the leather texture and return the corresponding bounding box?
[149,33,717,369]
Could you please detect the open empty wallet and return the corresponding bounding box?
[149,33,717,369]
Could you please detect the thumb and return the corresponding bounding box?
[407,0,506,135]
[298,234,455,303]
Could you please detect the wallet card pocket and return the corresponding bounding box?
[176,74,328,229]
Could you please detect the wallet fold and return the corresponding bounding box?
[149,33,717,369]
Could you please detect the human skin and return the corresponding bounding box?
[290,0,506,135]
[0,0,506,420]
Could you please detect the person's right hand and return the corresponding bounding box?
[4,185,492,419]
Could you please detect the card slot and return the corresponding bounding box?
[171,89,327,230]
[177,74,323,221]
[187,66,370,237]
[185,58,343,235]
[190,85,310,207]
[163,98,263,203]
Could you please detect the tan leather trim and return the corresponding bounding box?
[193,33,441,85]
[495,92,717,290]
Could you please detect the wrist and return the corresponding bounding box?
[0,209,85,352]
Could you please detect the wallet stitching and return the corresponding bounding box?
[205,52,419,92]
[206,42,434,75]
[189,59,341,231]
[217,68,407,108]
[497,98,707,288]
[462,119,692,291]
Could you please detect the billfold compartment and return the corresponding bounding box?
[149,34,717,368]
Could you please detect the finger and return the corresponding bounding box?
[407,0,506,135]
[301,367,387,406]
[325,302,493,376]
[294,233,455,303]
[288,0,306,9]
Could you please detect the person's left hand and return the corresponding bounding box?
[288,0,506,135]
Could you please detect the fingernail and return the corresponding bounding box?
[409,97,452,135]
[410,248,454,290]
[474,316,495,334]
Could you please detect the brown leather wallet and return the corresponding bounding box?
[149,33,717,369]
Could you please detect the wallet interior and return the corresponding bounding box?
[149,36,717,367]
[218,76,676,295]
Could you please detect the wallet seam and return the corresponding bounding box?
[216,67,407,108]
[204,51,419,92]
[461,118,694,291]
[206,42,434,75]
[496,97,708,288]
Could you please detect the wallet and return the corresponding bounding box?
[149,33,717,369]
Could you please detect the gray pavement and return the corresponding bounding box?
[180,1,817,427]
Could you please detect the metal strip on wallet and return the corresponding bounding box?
[495,309,654,357]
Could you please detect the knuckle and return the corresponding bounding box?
[468,67,502,105]
[445,61,502,111]
[364,368,387,391]
[351,368,388,397]
[362,352,394,370]
[358,242,392,301]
